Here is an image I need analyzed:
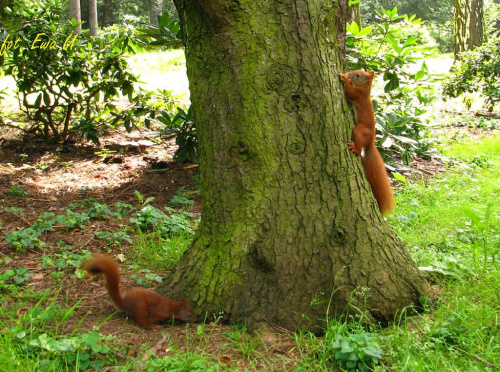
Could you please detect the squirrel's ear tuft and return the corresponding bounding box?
[368,71,375,77]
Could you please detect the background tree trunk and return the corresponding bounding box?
[149,0,163,26]
[101,0,110,28]
[68,0,82,32]
[348,1,362,26]
[161,0,429,331]
[89,0,98,36]
[454,0,485,57]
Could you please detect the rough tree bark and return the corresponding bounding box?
[160,0,429,331]
[454,0,485,57]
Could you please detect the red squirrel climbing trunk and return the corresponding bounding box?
[340,70,394,215]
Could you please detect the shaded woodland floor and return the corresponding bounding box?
[0,128,302,370]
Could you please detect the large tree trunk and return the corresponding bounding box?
[88,0,98,36]
[161,0,429,331]
[454,0,485,57]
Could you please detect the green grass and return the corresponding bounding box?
[0,286,118,371]
[391,134,500,272]
[130,227,195,272]
[378,133,500,371]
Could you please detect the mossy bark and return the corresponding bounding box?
[160,0,429,331]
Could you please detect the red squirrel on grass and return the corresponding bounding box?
[339,70,394,215]
[85,253,196,327]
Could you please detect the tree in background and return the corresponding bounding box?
[454,0,486,57]
[100,0,111,27]
[158,0,429,331]
[89,0,98,36]
[348,0,362,26]
[149,0,163,27]
[68,0,82,32]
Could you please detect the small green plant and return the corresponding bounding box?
[41,245,90,281]
[94,148,117,159]
[134,190,155,209]
[5,228,45,251]
[131,229,193,271]
[15,330,112,370]
[55,210,90,229]
[3,206,25,216]
[70,199,134,218]
[429,316,468,346]
[330,332,384,371]
[87,203,117,219]
[0,267,31,285]
[129,267,163,286]
[462,203,497,275]
[140,351,220,371]
[113,202,135,216]
[130,199,194,236]
[157,106,198,163]
[6,213,56,251]
[130,204,167,231]
[7,185,26,196]
[95,231,133,247]
[169,188,195,209]
[223,325,264,360]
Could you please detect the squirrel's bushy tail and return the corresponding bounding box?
[362,142,394,215]
[85,253,124,308]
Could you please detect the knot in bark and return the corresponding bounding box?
[287,136,306,155]
[284,93,309,112]
[266,64,299,94]
[230,139,254,161]
[332,228,346,244]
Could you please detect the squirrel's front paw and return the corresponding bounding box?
[348,141,361,154]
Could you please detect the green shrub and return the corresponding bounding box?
[1,0,149,144]
[157,106,198,163]
[346,7,440,165]
[428,21,454,53]
[130,205,194,236]
[443,37,500,110]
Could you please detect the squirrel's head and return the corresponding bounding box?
[175,299,197,322]
[340,70,374,86]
